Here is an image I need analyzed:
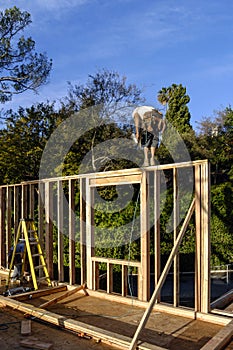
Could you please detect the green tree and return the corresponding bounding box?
[158,83,192,134]
[0,6,52,103]
[211,183,233,265]
[194,106,233,265]
[195,106,233,184]
[0,102,60,184]
[157,84,195,164]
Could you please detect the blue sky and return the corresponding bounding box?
[1,0,233,128]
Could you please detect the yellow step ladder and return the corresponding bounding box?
[6,218,51,291]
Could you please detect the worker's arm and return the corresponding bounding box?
[134,113,140,141]
[159,119,166,133]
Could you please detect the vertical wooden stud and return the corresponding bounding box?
[195,164,201,312]
[0,187,6,267]
[6,186,12,256]
[80,178,86,285]
[13,186,19,240]
[86,179,94,289]
[154,169,161,302]
[200,161,211,313]
[45,182,54,279]
[93,261,99,290]
[173,168,180,307]
[107,262,113,294]
[122,265,128,297]
[139,171,150,301]
[29,184,35,219]
[57,180,64,282]
[21,184,28,219]
[69,179,76,285]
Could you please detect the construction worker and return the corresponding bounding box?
[132,106,165,166]
[8,240,25,281]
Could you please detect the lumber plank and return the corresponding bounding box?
[39,284,86,308]
[57,180,64,282]
[9,285,67,301]
[69,179,75,285]
[91,256,141,267]
[139,171,150,302]
[196,312,232,326]
[200,319,233,350]
[211,290,233,310]
[89,174,141,187]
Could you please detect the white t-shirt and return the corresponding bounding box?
[132,106,155,120]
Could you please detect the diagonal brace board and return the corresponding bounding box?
[129,198,195,350]
[39,284,87,308]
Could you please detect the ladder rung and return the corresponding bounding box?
[32,253,43,258]
[37,276,50,282]
[34,265,46,270]
[30,241,38,245]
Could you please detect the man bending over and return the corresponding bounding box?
[133,106,165,166]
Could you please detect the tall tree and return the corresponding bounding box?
[66,69,142,112]
[158,84,192,134]
[62,69,143,173]
[0,6,52,103]
[157,84,194,164]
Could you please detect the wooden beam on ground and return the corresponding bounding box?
[0,295,166,350]
[200,319,233,350]
[9,285,68,301]
[39,284,86,308]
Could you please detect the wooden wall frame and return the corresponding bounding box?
[0,160,211,311]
